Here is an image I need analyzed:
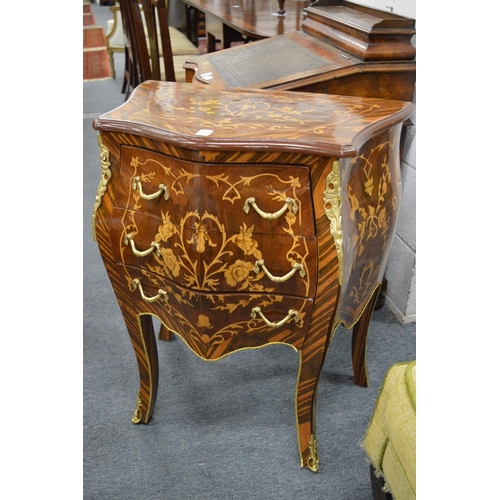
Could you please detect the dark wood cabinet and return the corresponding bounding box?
[184,0,416,102]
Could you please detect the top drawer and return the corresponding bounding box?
[114,146,315,238]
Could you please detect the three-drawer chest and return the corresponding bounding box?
[92,81,414,472]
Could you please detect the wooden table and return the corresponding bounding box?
[92,80,414,472]
[183,0,308,52]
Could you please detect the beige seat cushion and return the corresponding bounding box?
[169,27,200,56]
[107,15,201,57]
[108,7,200,82]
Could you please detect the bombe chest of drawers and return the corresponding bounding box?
[92,81,414,472]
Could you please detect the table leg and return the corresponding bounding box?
[351,284,381,387]
[207,32,217,53]
[158,323,172,341]
[296,216,340,472]
[222,24,232,49]
[296,321,334,472]
[185,5,193,43]
[119,309,159,424]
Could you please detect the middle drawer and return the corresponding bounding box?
[110,208,317,297]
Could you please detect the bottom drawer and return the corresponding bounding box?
[116,264,314,360]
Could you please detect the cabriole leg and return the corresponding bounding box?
[119,309,159,424]
[296,351,322,472]
[351,284,381,387]
[296,313,336,472]
[158,323,172,341]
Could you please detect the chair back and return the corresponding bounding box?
[151,0,176,82]
[120,0,177,97]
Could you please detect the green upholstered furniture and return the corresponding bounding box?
[364,361,416,500]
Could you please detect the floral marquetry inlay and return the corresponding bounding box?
[121,267,310,359]
[113,148,316,298]
[97,81,413,157]
[337,132,401,324]
[148,208,294,293]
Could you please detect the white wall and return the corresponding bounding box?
[352,0,415,18]
[352,0,416,323]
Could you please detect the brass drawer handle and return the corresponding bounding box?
[131,278,168,303]
[244,197,298,220]
[124,233,161,257]
[254,259,305,283]
[132,176,170,201]
[251,307,300,329]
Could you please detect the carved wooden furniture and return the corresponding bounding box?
[107,2,200,81]
[92,81,414,472]
[183,0,308,52]
[119,0,201,98]
[184,0,416,103]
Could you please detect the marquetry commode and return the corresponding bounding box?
[92,81,414,472]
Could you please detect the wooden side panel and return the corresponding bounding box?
[288,69,416,102]
[336,125,402,328]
